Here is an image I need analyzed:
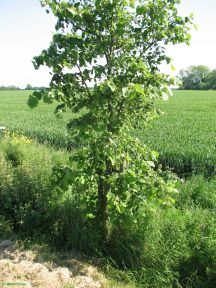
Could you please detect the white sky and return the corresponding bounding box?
[163,0,216,75]
[0,0,215,88]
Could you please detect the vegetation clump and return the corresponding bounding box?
[0,137,216,287]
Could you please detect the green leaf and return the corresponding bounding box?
[107,81,117,92]
[146,161,155,167]
[32,90,43,100]
[171,64,175,72]
[80,175,85,184]
[134,84,144,94]
[130,0,135,8]
[136,5,145,15]
[122,87,128,97]
[162,92,169,101]
[43,93,53,104]
[28,95,38,108]
[86,213,95,219]
[167,87,173,97]
[95,0,100,7]
[128,85,137,99]
[68,6,77,15]
[151,150,159,160]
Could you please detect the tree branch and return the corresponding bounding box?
[76,64,92,98]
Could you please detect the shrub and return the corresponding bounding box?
[5,143,23,167]
[0,138,67,235]
[0,215,13,239]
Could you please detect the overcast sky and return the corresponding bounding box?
[0,0,215,88]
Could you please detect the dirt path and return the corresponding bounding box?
[0,240,107,288]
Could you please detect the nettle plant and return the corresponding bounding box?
[29,0,192,244]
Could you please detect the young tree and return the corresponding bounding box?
[29,0,192,245]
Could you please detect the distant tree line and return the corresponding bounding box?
[179,65,216,90]
[25,84,48,90]
[0,84,47,91]
[0,85,21,91]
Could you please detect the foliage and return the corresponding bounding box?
[25,84,48,90]
[5,144,24,167]
[129,206,216,288]
[28,0,192,244]
[203,69,216,90]
[1,136,216,287]
[0,85,21,91]
[0,136,68,235]
[179,65,211,90]
[0,216,13,239]
[108,176,216,287]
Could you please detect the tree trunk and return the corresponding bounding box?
[97,174,109,246]
[97,159,112,247]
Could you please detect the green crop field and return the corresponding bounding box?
[1,90,216,175]
[141,90,216,175]
[0,90,71,147]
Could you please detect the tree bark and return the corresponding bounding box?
[97,159,112,247]
[97,173,109,246]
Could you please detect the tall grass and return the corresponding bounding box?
[0,136,67,236]
[1,136,216,287]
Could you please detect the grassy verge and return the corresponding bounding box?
[1,136,216,287]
